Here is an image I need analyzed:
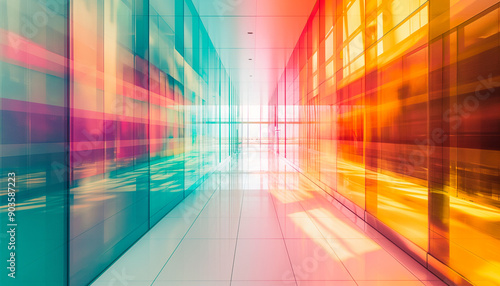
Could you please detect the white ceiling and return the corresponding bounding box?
[192,0,317,106]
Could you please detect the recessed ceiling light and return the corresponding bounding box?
[249,58,252,61]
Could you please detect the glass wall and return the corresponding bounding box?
[270,0,500,285]
[0,0,239,285]
[0,0,68,285]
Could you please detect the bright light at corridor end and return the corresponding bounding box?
[1,0,500,285]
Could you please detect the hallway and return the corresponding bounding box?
[2,0,500,284]
[91,146,445,286]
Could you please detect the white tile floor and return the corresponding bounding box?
[91,147,448,286]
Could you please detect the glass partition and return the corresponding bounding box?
[0,0,239,285]
[270,0,500,284]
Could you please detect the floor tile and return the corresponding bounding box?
[355,281,424,286]
[232,281,296,286]
[155,239,236,281]
[310,216,369,239]
[153,281,230,286]
[326,238,419,281]
[285,239,353,281]
[274,202,310,219]
[240,198,277,218]
[91,281,153,286]
[373,236,443,281]
[93,237,180,283]
[148,218,194,239]
[280,218,325,239]
[238,216,283,239]
[296,281,357,286]
[185,217,240,239]
[199,196,243,218]
[232,239,295,281]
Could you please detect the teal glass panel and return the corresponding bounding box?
[0,0,240,285]
[0,0,68,285]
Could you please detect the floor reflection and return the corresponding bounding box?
[91,145,446,286]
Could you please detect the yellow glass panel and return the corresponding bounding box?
[326,32,334,60]
[347,0,362,36]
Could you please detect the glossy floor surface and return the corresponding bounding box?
[91,145,447,286]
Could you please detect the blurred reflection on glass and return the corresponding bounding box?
[0,0,68,285]
[0,0,239,285]
[271,0,500,284]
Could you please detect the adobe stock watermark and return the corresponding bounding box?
[282,245,331,283]
[9,0,66,51]
[213,0,243,19]
[107,267,135,286]
[399,74,500,175]
[180,185,217,223]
